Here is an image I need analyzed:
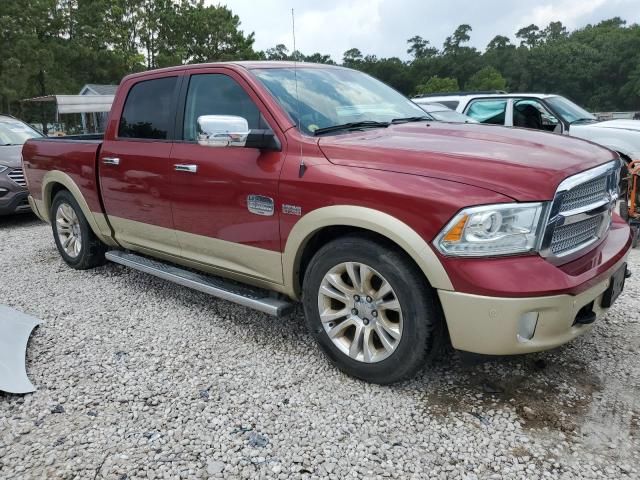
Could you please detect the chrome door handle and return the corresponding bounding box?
[102,157,120,166]
[174,164,198,173]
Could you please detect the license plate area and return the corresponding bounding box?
[601,263,627,308]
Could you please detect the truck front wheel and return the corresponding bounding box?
[50,190,106,270]
[302,235,444,384]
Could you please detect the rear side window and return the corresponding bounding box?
[466,99,507,125]
[183,74,263,141]
[119,77,178,139]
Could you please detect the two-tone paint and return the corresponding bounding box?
[22,62,633,355]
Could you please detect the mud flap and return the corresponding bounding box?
[0,305,41,394]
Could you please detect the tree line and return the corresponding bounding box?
[1,0,639,127]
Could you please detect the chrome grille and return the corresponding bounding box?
[8,168,26,187]
[550,216,602,255]
[559,176,608,213]
[541,160,619,264]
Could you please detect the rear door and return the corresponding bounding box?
[100,74,182,256]
[169,68,286,284]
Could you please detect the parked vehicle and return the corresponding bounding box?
[0,115,42,215]
[413,93,640,162]
[414,102,477,123]
[23,63,632,383]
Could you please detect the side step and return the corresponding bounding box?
[105,251,295,317]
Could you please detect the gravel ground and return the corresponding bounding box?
[0,214,639,480]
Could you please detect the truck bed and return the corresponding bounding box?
[22,135,105,218]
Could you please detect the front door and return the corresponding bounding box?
[170,69,286,284]
[100,75,182,256]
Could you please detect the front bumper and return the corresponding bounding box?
[439,277,613,355]
[0,169,31,216]
[437,220,632,355]
[0,189,30,215]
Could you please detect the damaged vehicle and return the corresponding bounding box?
[23,62,633,383]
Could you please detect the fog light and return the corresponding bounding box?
[0,187,8,198]
[517,312,539,343]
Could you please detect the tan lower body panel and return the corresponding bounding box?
[28,196,45,222]
[109,216,284,285]
[438,277,611,355]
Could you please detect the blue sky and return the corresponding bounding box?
[214,0,640,61]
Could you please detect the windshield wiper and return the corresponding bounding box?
[313,121,390,136]
[391,115,432,124]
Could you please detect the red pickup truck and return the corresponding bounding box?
[23,62,632,383]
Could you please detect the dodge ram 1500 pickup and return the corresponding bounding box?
[23,62,633,383]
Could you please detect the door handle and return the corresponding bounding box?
[174,164,198,173]
[102,157,120,166]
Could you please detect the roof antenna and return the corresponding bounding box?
[292,8,307,178]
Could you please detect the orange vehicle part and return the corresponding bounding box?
[627,160,640,220]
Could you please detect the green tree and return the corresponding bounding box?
[465,66,507,91]
[342,48,364,67]
[516,24,541,48]
[264,44,290,60]
[415,76,459,95]
[443,24,472,54]
[407,35,437,60]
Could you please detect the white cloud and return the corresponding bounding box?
[214,0,640,61]
[530,0,608,28]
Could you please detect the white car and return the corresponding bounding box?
[412,93,640,161]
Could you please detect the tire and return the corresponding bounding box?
[50,190,106,269]
[302,235,444,384]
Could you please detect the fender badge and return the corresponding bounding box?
[282,204,302,216]
[247,195,275,216]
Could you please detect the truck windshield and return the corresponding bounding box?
[252,67,427,135]
[0,118,42,146]
[546,96,597,124]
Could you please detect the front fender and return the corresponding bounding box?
[282,205,454,299]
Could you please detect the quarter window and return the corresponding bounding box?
[466,99,508,125]
[118,77,178,140]
[183,74,263,141]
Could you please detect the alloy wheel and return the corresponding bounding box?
[317,262,403,363]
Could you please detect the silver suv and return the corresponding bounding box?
[0,115,43,215]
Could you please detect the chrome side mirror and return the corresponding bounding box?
[197,115,250,147]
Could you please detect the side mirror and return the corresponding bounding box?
[197,115,249,147]
[196,115,281,151]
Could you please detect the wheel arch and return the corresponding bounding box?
[41,171,116,246]
[282,205,453,299]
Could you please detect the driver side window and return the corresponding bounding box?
[513,99,561,132]
[183,74,267,141]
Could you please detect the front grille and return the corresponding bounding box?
[550,216,602,255]
[8,168,26,187]
[541,161,619,263]
[559,176,608,213]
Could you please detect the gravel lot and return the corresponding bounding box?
[1,214,639,480]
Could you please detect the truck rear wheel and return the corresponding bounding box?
[50,190,106,270]
[302,235,444,384]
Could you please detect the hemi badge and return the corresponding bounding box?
[282,204,302,216]
[247,195,275,216]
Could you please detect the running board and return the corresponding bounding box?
[105,251,295,317]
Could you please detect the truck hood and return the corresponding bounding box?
[0,145,22,168]
[317,122,616,201]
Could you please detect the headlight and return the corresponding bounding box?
[0,165,7,173]
[435,203,546,257]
